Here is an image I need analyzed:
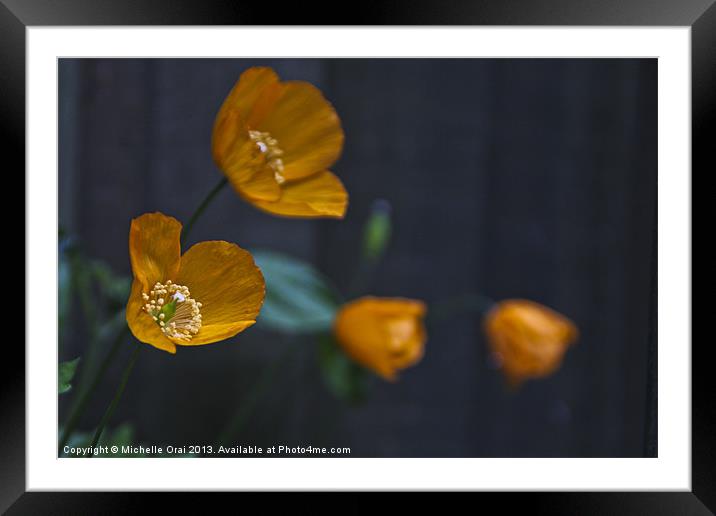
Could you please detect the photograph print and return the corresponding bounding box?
[58,58,657,459]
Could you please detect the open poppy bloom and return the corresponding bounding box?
[212,67,347,218]
[483,299,578,386]
[125,212,265,354]
[334,297,427,381]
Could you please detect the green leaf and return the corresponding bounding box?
[90,260,131,310]
[58,252,73,334]
[107,422,135,449]
[58,357,80,394]
[252,249,341,334]
[317,334,369,404]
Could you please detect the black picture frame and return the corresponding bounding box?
[4,0,706,512]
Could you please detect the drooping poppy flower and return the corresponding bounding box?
[483,299,578,386]
[125,212,265,354]
[212,67,347,218]
[334,297,427,381]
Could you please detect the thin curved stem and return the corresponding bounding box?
[60,176,228,453]
[180,176,228,246]
[88,342,142,454]
[216,344,294,447]
[59,326,128,454]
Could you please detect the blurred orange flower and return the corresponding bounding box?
[483,299,578,386]
[125,212,265,354]
[212,67,347,218]
[334,297,427,381]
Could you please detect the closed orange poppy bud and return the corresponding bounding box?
[334,297,427,381]
[483,299,578,386]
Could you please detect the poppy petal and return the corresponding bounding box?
[368,298,427,317]
[129,213,182,292]
[174,241,265,345]
[216,123,283,200]
[212,67,280,170]
[259,81,344,181]
[235,164,282,202]
[251,170,348,218]
[214,67,280,128]
[126,279,177,354]
[212,110,250,174]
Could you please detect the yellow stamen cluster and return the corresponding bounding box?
[141,280,202,342]
[248,129,286,184]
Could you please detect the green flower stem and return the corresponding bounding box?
[59,326,128,454]
[60,175,229,452]
[216,345,294,447]
[88,341,142,455]
[347,201,391,298]
[180,176,228,247]
[427,293,496,325]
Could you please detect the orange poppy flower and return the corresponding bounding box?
[125,212,265,354]
[334,297,427,381]
[212,67,347,218]
[483,299,578,386]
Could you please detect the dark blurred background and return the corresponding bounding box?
[58,58,656,457]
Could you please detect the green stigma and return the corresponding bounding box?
[159,298,177,321]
